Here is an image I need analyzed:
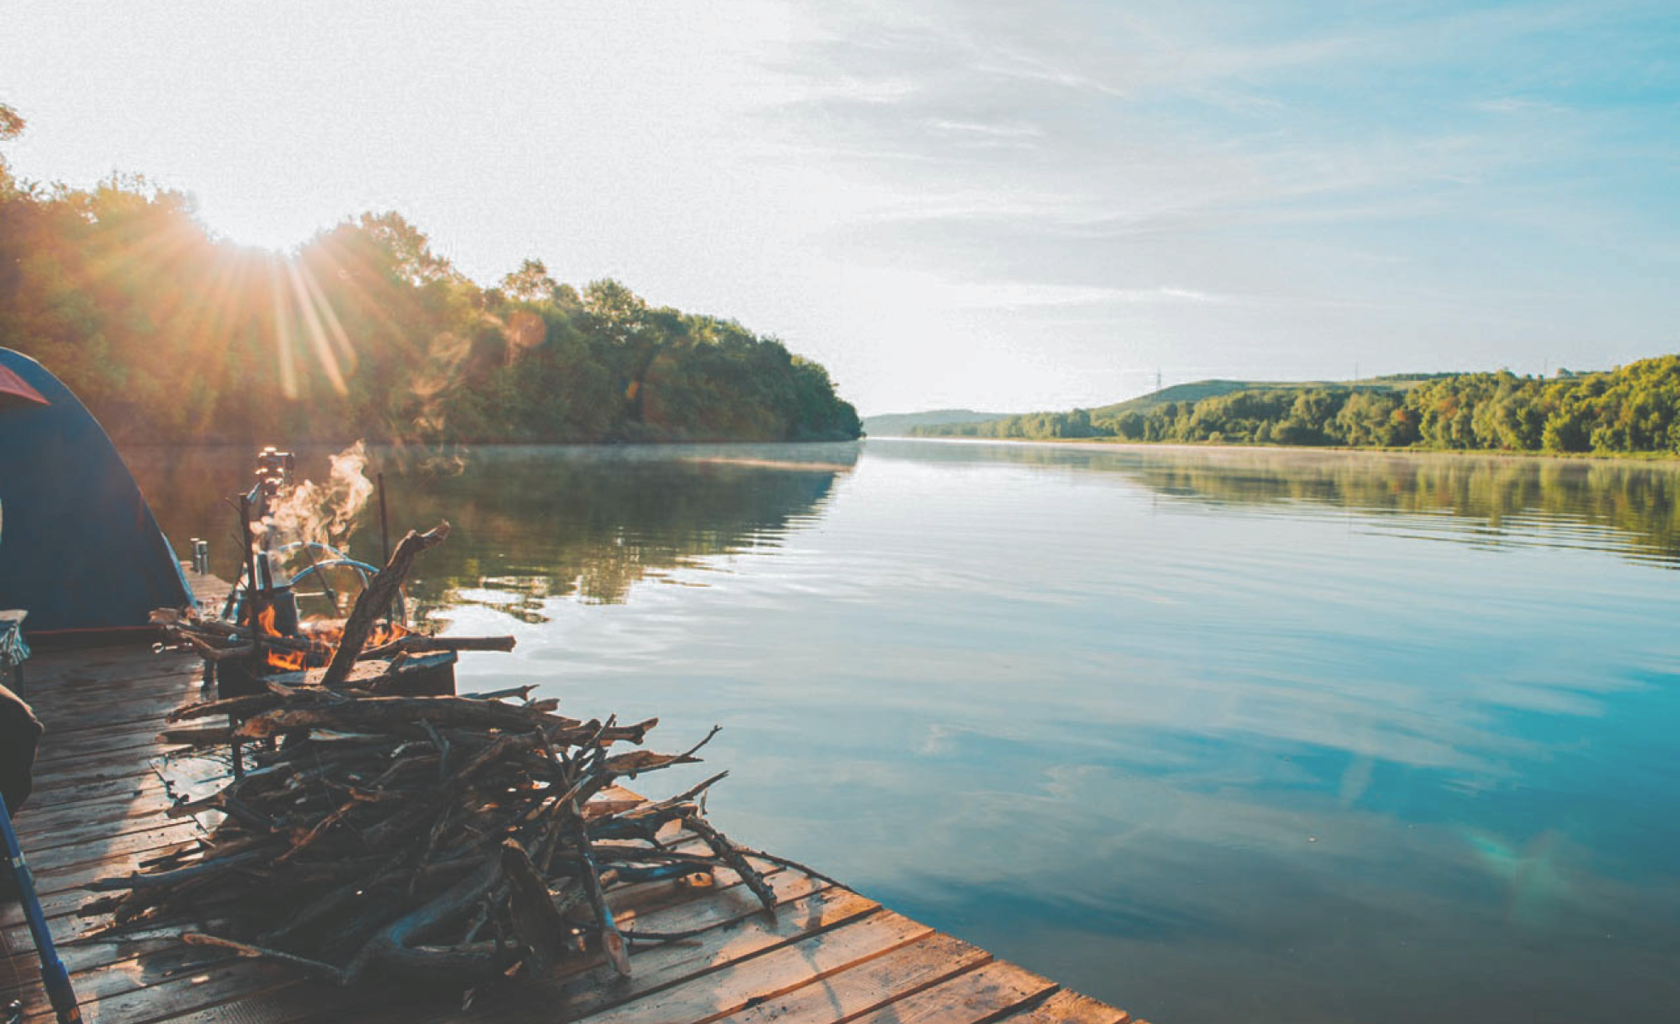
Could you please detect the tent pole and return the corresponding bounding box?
[1,792,83,1023]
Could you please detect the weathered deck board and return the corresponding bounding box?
[710,931,992,1024]
[1,569,1137,1024]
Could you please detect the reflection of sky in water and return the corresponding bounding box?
[135,440,1680,1024]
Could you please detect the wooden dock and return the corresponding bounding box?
[2,568,1137,1024]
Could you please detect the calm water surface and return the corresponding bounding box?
[128,439,1680,1024]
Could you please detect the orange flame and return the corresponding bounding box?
[267,646,308,672]
[257,613,410,673]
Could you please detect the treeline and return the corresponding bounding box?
[0,106,860,446]
[914,359,1680,454]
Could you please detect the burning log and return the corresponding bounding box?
[93,683,777,990]
[322,521,450,687]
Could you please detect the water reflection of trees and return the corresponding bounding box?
[125,443,859,617]
[869,440,1680,565]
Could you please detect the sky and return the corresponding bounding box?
[2,0,1677,416]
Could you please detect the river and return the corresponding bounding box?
[126,438,1680,1024]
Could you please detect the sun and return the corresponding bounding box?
[197,196,330,254]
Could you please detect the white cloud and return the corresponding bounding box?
[927,118,1045,139]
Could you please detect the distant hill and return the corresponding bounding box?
[1088,376,1440,420]
[862,409,1011,436]
[1090,379,1287,418]
[909,375,1472,441]
[866,379,1448,438]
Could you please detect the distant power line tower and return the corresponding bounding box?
[1155,368,1162,392]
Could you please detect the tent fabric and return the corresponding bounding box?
[0,348,195,638]
[0,364,48,407]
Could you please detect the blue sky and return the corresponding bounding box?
[2,1,1676,414]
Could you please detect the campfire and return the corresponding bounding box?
[158,520,516,701]
[253,608,410,673]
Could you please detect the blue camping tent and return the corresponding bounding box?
[0,348,195,639]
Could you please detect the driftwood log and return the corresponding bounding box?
[96,682,774,990]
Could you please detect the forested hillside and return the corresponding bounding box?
[0,106,860,446]
[860,408,1010,436]
[912,360,1680,455]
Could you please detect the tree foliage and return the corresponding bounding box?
[0,126,860,446]
[914,360,1680,456]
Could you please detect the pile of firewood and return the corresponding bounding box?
[91,521,814,990]
[87,678,781,987]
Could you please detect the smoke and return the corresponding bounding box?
[260,441,375,549]
[409,330,473,437]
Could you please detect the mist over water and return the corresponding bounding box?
[132,439,1680,1024]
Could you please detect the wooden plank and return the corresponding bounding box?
[12,812,204,859]
[12,796,168,846]
[27,680,203,720]
[27,749,221,795]
[33,686,207,736]
[19,764,216,821]
[26,758,167,790]
[98,977,332,1024]
[4,943,235,1018]
[712,932,993,1024]
[2,929,210,990]
[992,989,1132,1024]
[843,960,1058,1024]
[31,724,191,758]
[22,650,157,678]
[365,884,875,1024]
[14,777,178,827]
[26,833,202,896]
[30,673,204,716]
[23,654,200,692]
[30,726,191,767]
[10,789,176,842]
[574,910,936,1024]
[2,832,217,933]
[31,661,203,698]
[26,768,173,809]
[23,955,298,1024]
